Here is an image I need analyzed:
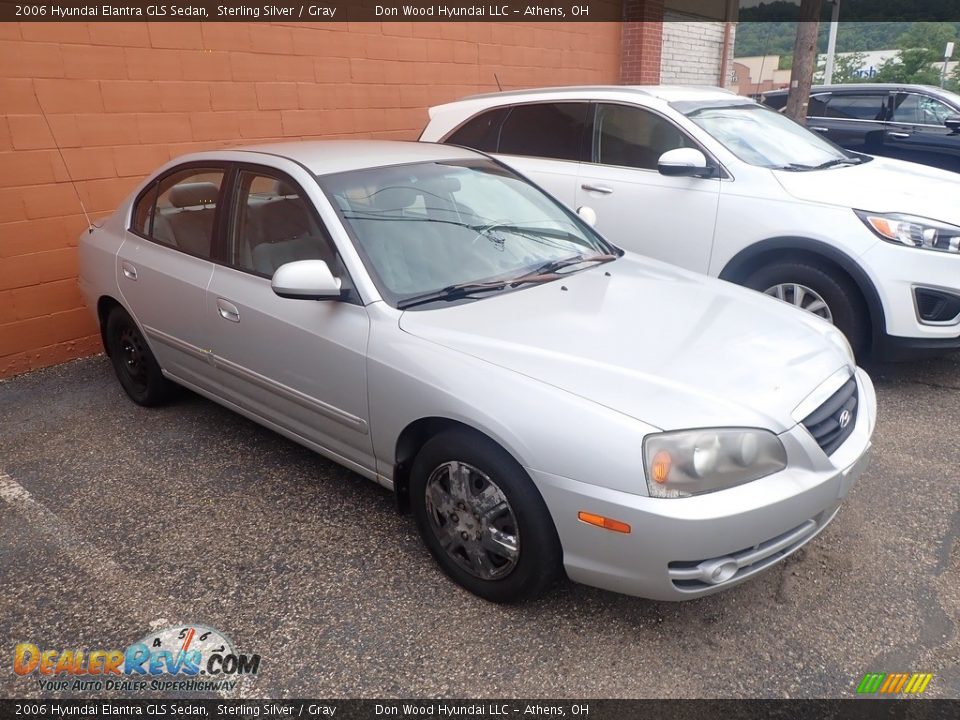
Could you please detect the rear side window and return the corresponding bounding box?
[132,183,157,236]
[444,107,510,152]
[824,94,888,121]
[497,103,589,161]
[763,94,787,111]
[131,167,225,260]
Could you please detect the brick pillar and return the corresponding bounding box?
[620,0,665,84]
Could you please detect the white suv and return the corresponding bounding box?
[420,86,960,360]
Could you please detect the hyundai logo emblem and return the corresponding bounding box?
[838,409,852,429]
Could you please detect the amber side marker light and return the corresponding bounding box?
[578,511,631,534]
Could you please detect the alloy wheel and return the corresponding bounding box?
[764,283,834,323]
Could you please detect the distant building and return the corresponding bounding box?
[731,55,791,96]
[734,50,959,97]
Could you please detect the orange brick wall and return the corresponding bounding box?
[0,21,622,378]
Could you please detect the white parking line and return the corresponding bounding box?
[0,469,153,611]
[1,469,249,699]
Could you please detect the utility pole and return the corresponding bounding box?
[785,0,823,124]
[823,0,840,85]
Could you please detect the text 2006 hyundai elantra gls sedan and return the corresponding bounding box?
[79,140,876,602]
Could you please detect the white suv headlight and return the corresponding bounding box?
[856,210,960,254]
[643,429,787,498]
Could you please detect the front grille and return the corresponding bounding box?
[802,377,858,456]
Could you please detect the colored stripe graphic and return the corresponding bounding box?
[856,673,885,693]
[856,672,933,694]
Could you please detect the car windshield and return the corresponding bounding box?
[674,100,859,170]
[320,159,616,309]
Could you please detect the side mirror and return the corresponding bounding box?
[658,148,711,177]
[577,206,597,227]
[945,115,960,133]
[271,260,342,300]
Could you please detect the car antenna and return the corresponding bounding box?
[31,85,97,233]
[494,73,503,92]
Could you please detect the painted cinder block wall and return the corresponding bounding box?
[660,11,735,86]
[0,20,623,378]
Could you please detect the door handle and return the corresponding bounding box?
[886,131,910,139]
[216,298,240,323]
[581,183,614,194]
[809,126,829,133]
[121,262,137,281]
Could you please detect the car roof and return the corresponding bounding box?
[764,83,956,97]
[214,140,482,176]
[435,84,739,108]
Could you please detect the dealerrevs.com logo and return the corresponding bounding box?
[13,624,260,693]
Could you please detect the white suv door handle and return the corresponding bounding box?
[217,298,240,323]
[121,262,137,281]
[581,183,614,194]
[887,131,910,139]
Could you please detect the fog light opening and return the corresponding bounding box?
[700,558,738,585]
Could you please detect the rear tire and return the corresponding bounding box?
[410,429,562,603]
[105,307,175,406]
[743,261,869,360]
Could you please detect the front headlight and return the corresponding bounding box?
[643,428,787,498]
[856,210,960,253]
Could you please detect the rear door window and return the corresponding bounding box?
[443,107,510,152]
[142,168,226,259]
[824,94,889,121]
[496,102,589,161]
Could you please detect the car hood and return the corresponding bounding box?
[399,255,850,432]
[773,156,960,224]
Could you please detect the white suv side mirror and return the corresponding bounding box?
[658,148,711,177]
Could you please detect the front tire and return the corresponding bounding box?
[105,307,174,406]
[743,261,869,359]
[410,429,562,603]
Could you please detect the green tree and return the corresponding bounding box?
[874,22,956,86]
[816,52,869,84]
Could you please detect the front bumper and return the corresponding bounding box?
[860,242,960,358]
[531,368,876,601]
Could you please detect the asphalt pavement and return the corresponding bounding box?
[0,353,957,699]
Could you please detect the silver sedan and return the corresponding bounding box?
[79,141,875,602]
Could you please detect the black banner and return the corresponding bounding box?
[4,0,960,23]
[0,699,959,720]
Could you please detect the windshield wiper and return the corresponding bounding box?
[396,281,509,310]
[812,157,864,170]
[395,254,617,310]
[774,157,864,172]
[509,253,618,286]
[469,222,587,244]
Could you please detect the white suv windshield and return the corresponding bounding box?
[321,159,615,308]
[675,101,858,170]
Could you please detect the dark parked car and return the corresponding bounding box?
[762,84,960,173]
